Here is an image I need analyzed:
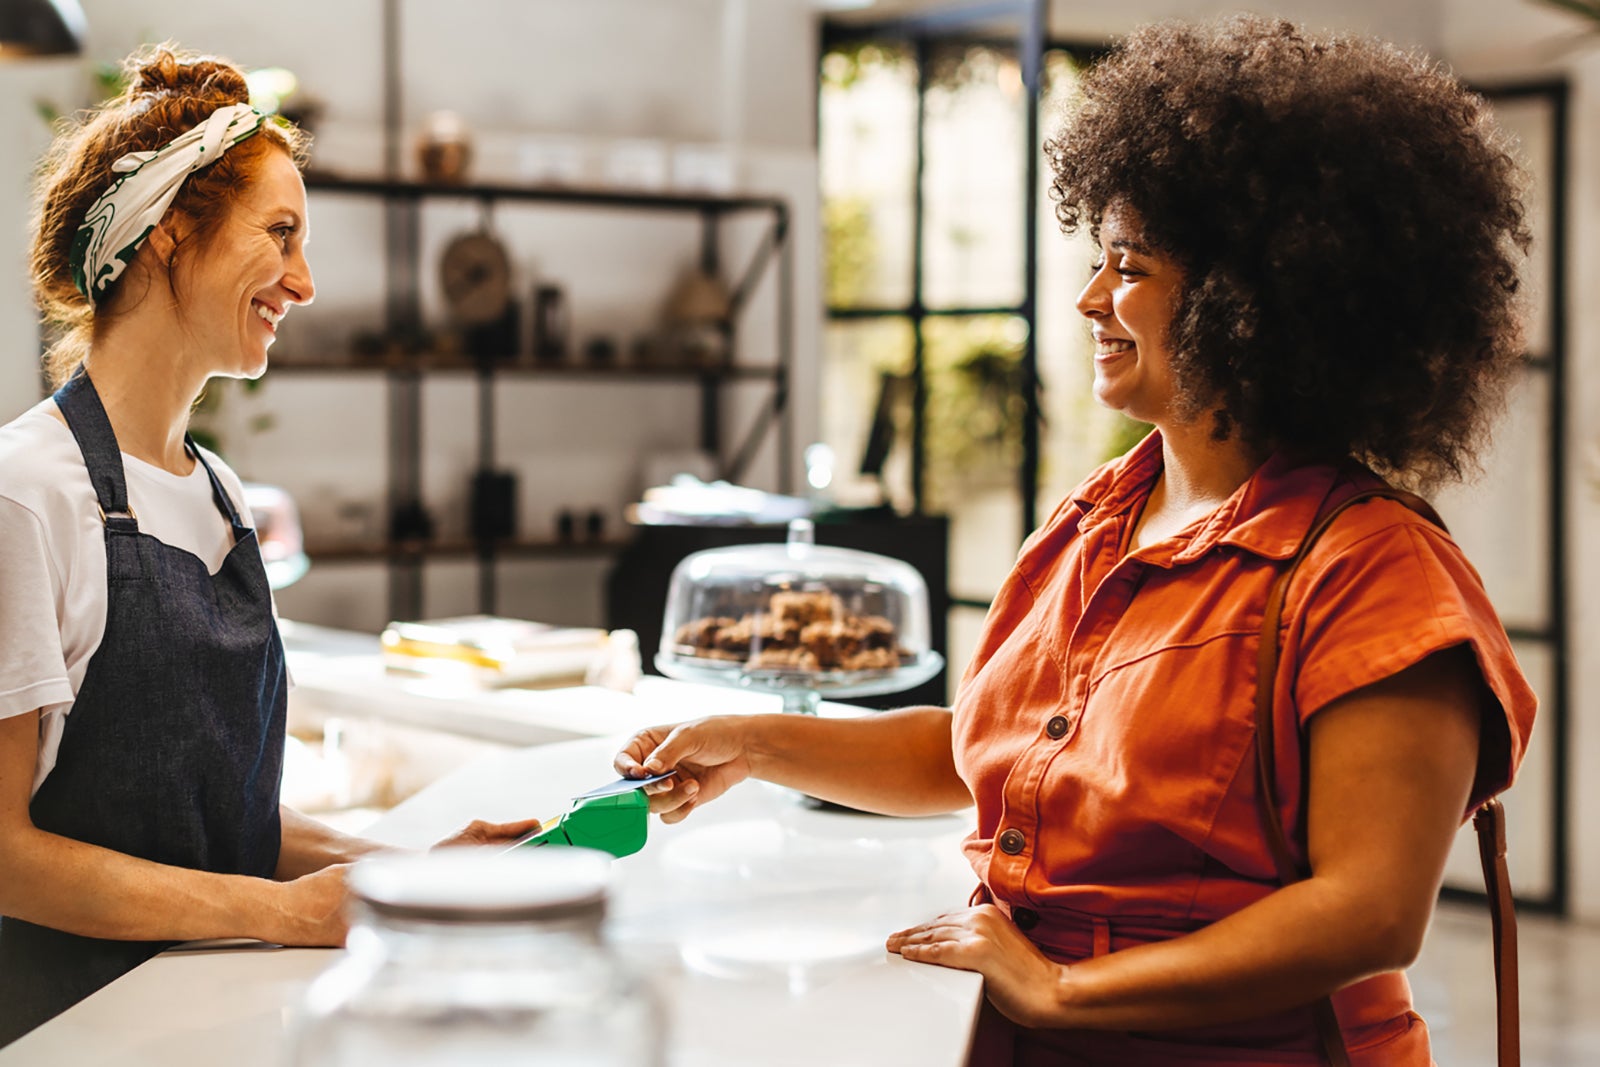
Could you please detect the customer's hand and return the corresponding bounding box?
[614,717,756,824]
[432,817,544,849]
[886,904,1067,1028]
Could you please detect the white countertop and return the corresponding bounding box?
[1,689,985,1065]
[279,620,844,747]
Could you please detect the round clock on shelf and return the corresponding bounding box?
[439,231,513,327]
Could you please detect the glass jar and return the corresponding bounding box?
[655,518,942,714]
[287,849,662,1067]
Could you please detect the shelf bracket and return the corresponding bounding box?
[721,373,788,485]
[727,211,785,320]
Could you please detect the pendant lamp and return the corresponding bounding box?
[0,0,86,59]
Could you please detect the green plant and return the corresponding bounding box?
[922,317,1043,507]
[946,346,1033,459]
[186,378,274,464]
[1101,413,1152,462]
[1532,0,1600,22]
[823,196,876,308]
[34,60,127,128]
[820,41,912,91]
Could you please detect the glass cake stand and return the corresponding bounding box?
[654,518,942,716]
[654,649,945,717]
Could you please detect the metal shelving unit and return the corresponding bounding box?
[294,172,793,620]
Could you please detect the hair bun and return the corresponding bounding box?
[128,45,248,103]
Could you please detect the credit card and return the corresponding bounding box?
[574,770,677,800]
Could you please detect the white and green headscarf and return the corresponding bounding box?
[70,102,266,303]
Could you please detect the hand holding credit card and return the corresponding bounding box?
[575,770,677,800]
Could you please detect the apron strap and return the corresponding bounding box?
[51,372,138,534]
[185,435,250,538]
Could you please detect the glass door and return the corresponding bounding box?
[1433,83,1568,912]
[820,14,1150,697]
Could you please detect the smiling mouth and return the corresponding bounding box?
[1095,339,1134,357]
[252,300,284,331]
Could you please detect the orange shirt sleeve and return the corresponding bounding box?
[1283,504,1537,810]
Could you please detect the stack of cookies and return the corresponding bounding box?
[670,589,906,672]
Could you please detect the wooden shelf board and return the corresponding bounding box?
[266,359,781,381]
[303,170,785,214]
[306,538,631,563]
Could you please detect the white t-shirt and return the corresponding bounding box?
[0,398,260,798]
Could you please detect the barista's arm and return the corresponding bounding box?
[0,710,346,945]
[276,805,546,879]
[275,805,387,879]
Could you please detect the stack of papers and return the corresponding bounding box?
[380,615,611,689]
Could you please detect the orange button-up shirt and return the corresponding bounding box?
[951,432,1536,1064]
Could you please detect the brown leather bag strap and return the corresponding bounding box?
[1475,799,1521,1066]
[1253,487,1518,1067]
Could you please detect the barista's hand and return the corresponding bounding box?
[887,904,1067,1028]
[614,717,755,824]
[432,817,545,849]
[273,864,353,947]
[265,820,542,947]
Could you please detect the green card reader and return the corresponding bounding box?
[512,787,651,859]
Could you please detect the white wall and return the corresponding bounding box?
[0,59,78,415]
[0,0,822,633]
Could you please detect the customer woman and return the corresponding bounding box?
[616,16,1538,1065]
[0,47,538,1046]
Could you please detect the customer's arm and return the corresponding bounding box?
[887,646,1482,1030]
[0,710,347,945]
[616,706,970,819]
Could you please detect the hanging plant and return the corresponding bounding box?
[1530,0,1600,22]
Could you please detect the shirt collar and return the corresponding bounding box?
[1071,430,1367,564]
[1071,429,1164,539]
[1182,452,1342,563]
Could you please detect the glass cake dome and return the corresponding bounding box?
[655,519,942,715]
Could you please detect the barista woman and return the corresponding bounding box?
[617,16,1538,1065]
[0,47,538,1046]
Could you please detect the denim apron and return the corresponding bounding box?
[0,372,286,1047]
